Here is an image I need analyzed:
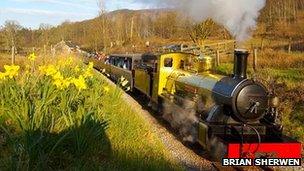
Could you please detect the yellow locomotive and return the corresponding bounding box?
[87,49,297,161]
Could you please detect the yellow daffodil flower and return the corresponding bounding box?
[25,65,31,74]
[28,53,37,61]
[83,70,93,78]
[39,65,58,76]
[45,65,58,76]
[52,72,64,81]
[103,86,110,92]
[51,72,72,90]
[66,57,73,66]
[53,79,64,89]
[54,79,71,90]
[38,66,47,73]
[83,62,94,78]
[63,77,72,88]
[72,76,87,91]
[0,72,6,80]
[4,65,20,78]
[74,66,80,72]
[88,62,94,69]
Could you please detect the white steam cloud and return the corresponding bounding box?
[163,98,199,142]
[137,0,266,42]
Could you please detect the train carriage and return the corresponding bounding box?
[88,54,142,90]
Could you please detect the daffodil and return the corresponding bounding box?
[66,57,73,66]
[52,72,64,81]
[39,65,58,76]
[28,53,37,61]
[74,66,80,72]
[45,65,58,76]
[83,62,94,78]
[4,65,20,78]
[0,72,6,80]
[39,66,47,73]
[83,70,93,78]
[104,86,110,92]
[24,65,31,74]
[72,76,87,91]
[53,79,71,90]
[53,79,64,89]
[63,77,72,88]
[51,72,71,90]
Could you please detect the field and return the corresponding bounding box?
[0,54,181,170]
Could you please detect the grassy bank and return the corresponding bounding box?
[0,53,181,170]
[99,81,181,170]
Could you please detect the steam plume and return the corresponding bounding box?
[137,0,266,42]
[163,98,199,142]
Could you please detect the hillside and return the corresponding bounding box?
[1,2,304,54]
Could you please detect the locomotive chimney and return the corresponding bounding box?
[233,49,249,79]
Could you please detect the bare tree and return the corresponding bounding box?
[39,23,53,46]
[97,0,109,52]
[188,19,215,45]
[3,20,21,49]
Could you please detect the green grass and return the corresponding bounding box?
[99,81,181,170]
[216,63,304,87]
[259,68,304,85]
[0,54,182,170]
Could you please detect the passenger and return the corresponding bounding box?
[123,62,127,69]
[105,57,109,64]
[118,59,124,68]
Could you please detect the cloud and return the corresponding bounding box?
[1,7,94,17]
[10,0,97,10]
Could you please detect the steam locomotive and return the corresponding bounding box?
[86,49,298,161]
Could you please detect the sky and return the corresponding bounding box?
[0,0,152,29]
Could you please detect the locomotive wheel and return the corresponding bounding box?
[207,135,226,161]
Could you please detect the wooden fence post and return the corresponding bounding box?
[11,46,15,65]
[216,50,220,66]
[253,49,258,71]
[288,37,292,53]
[44,45,46,55]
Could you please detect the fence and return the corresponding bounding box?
[199,40,236,66]
[200,40,236,58]
[199,40,260,69]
